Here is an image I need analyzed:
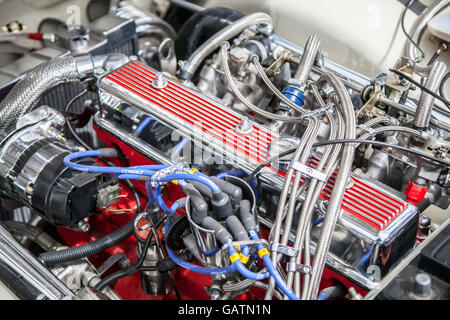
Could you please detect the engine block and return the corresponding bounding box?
[97,60,419,289]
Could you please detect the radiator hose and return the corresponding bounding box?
[2,220,61,252]
[38,219,134,266]
[0,53,128,132]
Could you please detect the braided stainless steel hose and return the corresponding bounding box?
[0,57,79,132]
[221,42,304,123]
[251,55,306,115]
[264,116,320,300]
[288,112,345,298]
[294,35,321,83]
[305,72,356,300]
[414,61,447,129]
[0,53,128,132]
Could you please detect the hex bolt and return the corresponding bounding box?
[26,185,34,196]
[235,117,253,134]
[152,73,168,89]
[77,220,90,232]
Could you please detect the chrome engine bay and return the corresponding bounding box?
[0,0,448,302]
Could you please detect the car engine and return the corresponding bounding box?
[0,0,448,301]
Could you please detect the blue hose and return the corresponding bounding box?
[216,170,247,179]
[198,245,220,257]
[171,137,190,162]
[64,150,169,176]
[169,201,180,214]
[155,185,171,213]
[248,230,300,300]
[134,117,155,137]
[164,217,237,276]
[65,151,220,195]
[226,240,269,280]
[154,173,220,193]
[117,173,151,180]
[165,246,237,276]
[145,180,156,205]
[316,292,327,300]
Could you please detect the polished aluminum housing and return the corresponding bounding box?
[0,107,79,205]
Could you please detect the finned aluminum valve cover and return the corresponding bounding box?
[97,60,418,289]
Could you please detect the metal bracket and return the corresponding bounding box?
[270,243,298,258]
[286,263,311,274]
[221,239,269,252]
[134,212,151,231]
[299,101,334,119]
[290,161,327,182]
[357,124,377,137]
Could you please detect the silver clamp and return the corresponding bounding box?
[290,161,327,182]
[270,243,298,258]
[221,239,269,252]
[134,212,151,231]
[300,101,334,120]
[286,263,311,274]
[357,124,377,137]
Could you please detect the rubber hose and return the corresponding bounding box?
[175,7,243,61]
[2,221,61,251]
[38,219,134,266]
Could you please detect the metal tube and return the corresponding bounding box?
[294,35,321,83]
[305,72,356,300]
[355,116,391,136]
[406,0,449,75]
[252,56,305,115]
[288,112,344,297]
[167,0,205,12]
[358,125,422,141]
[414,61,447,128]
[221,42,304,122]
[271,35,370,92]
[264,117,320,299]
[181,12,273,79]
[380,97,450,131]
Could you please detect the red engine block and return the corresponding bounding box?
[56,125,367,300]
